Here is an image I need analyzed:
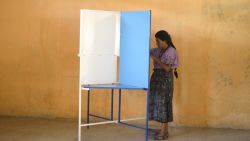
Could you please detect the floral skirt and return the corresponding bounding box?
[148,69,174,123]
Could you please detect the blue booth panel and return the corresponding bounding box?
[119,11,151,89]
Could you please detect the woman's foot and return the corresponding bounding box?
[154,134,168,140]
[148,128,160,135]
[154,132,169,140]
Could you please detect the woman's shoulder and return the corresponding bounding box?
[164,47,177,56]
[169,46,176,51]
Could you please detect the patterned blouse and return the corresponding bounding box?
[150,47,179,69]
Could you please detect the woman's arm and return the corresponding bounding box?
[150,55,171,72]
[150,48,157,56]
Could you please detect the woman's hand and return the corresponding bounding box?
[151,56,160,62]
[150,55,161,62]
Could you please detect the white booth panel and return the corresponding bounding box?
[80,10,120,55]
[80,55,117,85]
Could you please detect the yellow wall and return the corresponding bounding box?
[0,0,249,129]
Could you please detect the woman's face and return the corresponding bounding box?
[156,38,168,49]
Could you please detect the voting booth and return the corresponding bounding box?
[78,9,151,141]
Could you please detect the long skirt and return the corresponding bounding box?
[148,69,174,123]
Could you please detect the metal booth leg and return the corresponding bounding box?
[87,89,90,129]
[118,89,121,123]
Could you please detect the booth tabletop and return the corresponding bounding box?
[82,83,148,90]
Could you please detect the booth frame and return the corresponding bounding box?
[78,9,151,141]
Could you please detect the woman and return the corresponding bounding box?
[149,30,179,140]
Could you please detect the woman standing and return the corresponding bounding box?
[149,30,179,140]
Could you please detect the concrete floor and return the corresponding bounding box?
[0,117,249,141]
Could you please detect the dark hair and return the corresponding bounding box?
[155,30,176,49]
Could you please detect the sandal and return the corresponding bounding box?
[154,133,169,140]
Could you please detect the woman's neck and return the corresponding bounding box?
[161,45,169,50]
